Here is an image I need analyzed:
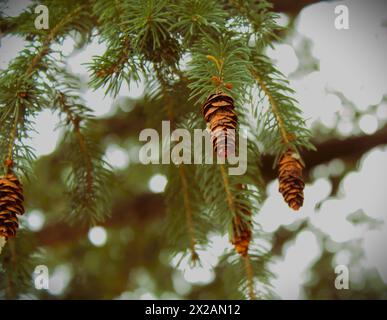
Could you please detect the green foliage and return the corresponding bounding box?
[87,38,143,97]
[219,246,276,299]
[164,162,212,257]
[0,0,95,177]
[224,0,282,50]
[123,0,181,65]
[88,0,143,96]
[171,0,227,45]
[0,0,112,222]
[250,51,315,161]
[188,35,253,104]
[54,91,114,224]
[0,0,315,299]
[0,232,41,299]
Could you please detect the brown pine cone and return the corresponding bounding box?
[278,149,305,211]
[0,172,24,239]
[231,200,252,257]
[202,93,238,158]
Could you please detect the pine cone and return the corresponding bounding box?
[278,149,305,211]
[202,93,238,158]
[231,210,252,257]
[0,172,24,239]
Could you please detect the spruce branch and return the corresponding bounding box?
[58,93,94,196]
[243,254,257,300]
[55,92,113,224]
[154,64,203,263]
[171,0,227,45]
[0,2,90,177]
[4,108,20,172]
[0,0,319,299]
[89,0,142,96]
[219,247,275,299]
[188,33,267,295]
[250,51,314,210]
[0,232,39,299]
[4,240,16,299]
[219,164,257,299]
[25,5,84,78]
[93,0,126,37]
[178,164,199,263]
[250,53,315,161]
[219,164,237,214]
[251,68,291,145]
[226,0,282,50]
[188,35,253,104]
[122,0,181,66]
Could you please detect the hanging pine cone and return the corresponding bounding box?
[202,92,237,158]
[231,210,252,257]
[0,172,24,239]
[278,149,305,211]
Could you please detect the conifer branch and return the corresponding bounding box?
[0,0,320,299]
[0,232,38,299]
[0,2,89,177]
[171,0,226,45]
[5,240,17,299]
[249,53,315,159]
[155,65,200,262]
[219,164,236,214]
[251,69,290,145]
[244,255,257,300]
[55,91,113,224]
[188,30,266,297]
[178,165,199,262]
[95,39,132,77]
[57,93,94,197]
[219,164,257,299]
[89,0,142,96]
[226,0,281,49]
[25,5,84,78]
[4,109,20,171]
[250,52,314,210]
[188,35,253,104]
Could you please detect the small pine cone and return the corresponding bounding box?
[0,172,25,239]
[231,211,252,257]
[278,149,305,211]
[202,93,238,158]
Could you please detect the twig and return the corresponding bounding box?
[244,255,257,300]
[219,165,257,299]
[4,105,19,173]
[179,165,199,262]
[219,164,236,214]
[156,66,199,262]
[251,69,290,145]
[57,93,94,195]
[25,5,84,78]
[3,5,85,172]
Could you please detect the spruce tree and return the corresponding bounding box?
[0,0,315,299]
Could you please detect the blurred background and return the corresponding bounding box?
[1,0,387,299]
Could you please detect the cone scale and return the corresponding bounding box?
[0,172,25,240]
[278,149,305,211]
[231,211,252,257]
[202,93,238,158]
